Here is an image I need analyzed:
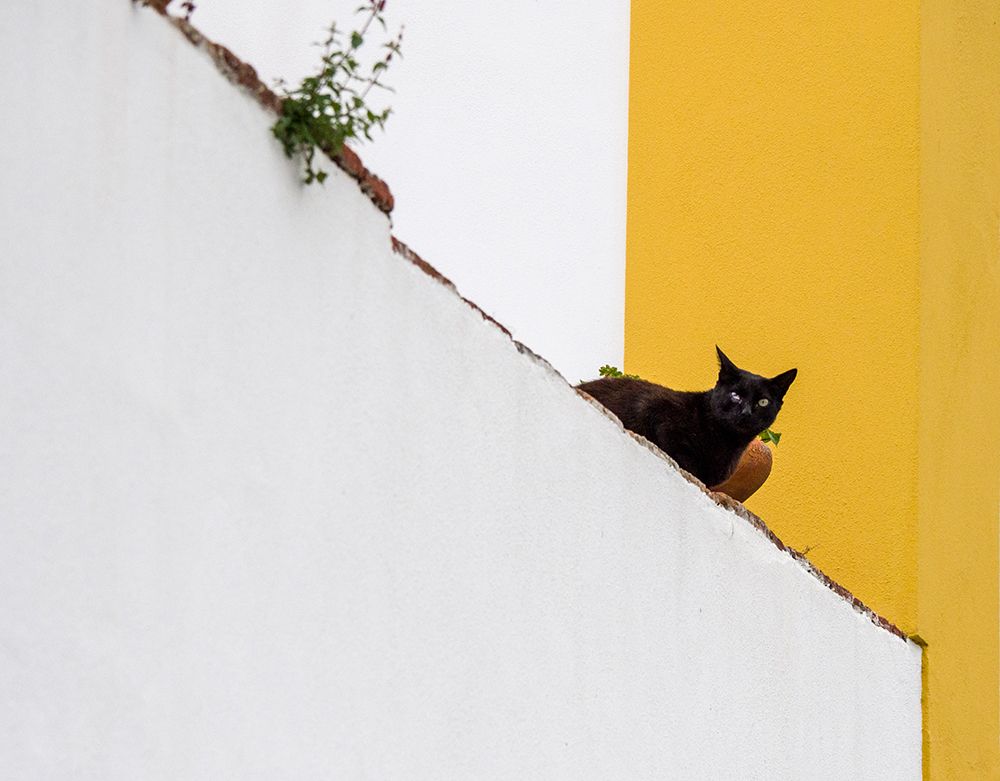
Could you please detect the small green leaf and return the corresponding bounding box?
[760,429,782,445]
[351,32,364,48]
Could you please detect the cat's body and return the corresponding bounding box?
[577,348,796,487]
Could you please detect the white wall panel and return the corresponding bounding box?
[0,5,919,779]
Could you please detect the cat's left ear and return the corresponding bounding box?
[769,368,798,398]
[716,346,739,380]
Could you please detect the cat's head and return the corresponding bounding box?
[708,346,797,436]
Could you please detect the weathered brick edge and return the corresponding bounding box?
[391,238,512,338]
[136,1,394,214]
[390,238,911,646]
[706,484,910,641]
[598,405,911,643]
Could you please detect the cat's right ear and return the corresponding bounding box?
[716,346,739,379]
[770,368,798,397]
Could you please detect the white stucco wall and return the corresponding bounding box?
[0,4,919,779]
[188,0,630,384]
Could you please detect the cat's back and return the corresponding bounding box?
[576,377,688,431]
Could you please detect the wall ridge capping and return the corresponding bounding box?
[135,0,394,214]
[391,237,514,340]
[391,236,913,647]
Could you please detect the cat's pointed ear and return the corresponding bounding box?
[769,368,798,397]
[716,346,739,379]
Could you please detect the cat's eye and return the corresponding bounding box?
[730,392,741,402]
[758,398,770,407]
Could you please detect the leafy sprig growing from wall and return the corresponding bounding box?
[598,364,642,380]
[272,1,403,184]
[595,365,782,444]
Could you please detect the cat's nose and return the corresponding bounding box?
[741,404,751,415]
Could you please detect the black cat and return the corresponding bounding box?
[577,347,796,487]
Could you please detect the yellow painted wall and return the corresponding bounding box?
[919,1,1000,776]
[626,1,1000,777]
[626,1,921,629]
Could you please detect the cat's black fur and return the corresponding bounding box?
[577,347,796,487]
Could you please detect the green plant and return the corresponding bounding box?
[271,1,403,184]
[598,365,641,380]
[759,428,781,445]
[595,364,783,444]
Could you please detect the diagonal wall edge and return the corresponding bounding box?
[150,1,912,645]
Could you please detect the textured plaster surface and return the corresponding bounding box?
[0,4,920,778]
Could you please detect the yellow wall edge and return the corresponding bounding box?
[919,1,1000,776]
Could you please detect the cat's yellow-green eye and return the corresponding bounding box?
[758,398,770,407]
